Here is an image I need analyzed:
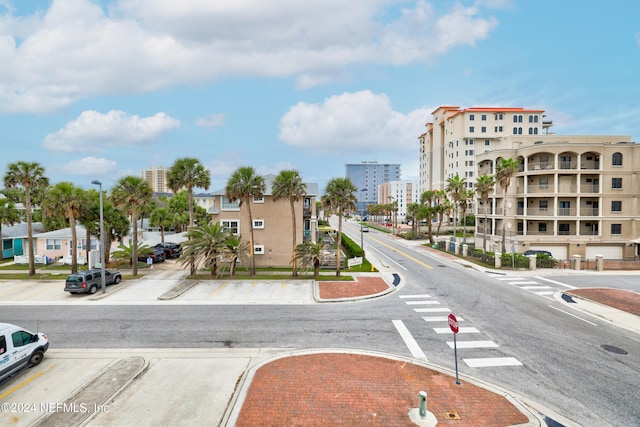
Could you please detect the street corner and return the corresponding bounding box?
[315,274,397,302]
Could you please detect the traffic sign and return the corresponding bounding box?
[448,313,459,334]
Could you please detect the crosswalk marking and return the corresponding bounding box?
[405,300,440,305]
[536,291,555,295]
[433,327,479,334]
[422,316,464,322]
[521,286,552,291]
[446,340,498,349]
[414,307,451,313]
[392,320,428,361]
[509,281,540,285]
[463,357,522,367]
[399,294,431,298]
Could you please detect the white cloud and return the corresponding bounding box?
[49,156,118,176]
[0,0,500,112]
[279,90,430,155]
[43,110,180,153]
[195,113,226,128]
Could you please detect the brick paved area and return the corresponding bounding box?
[566,288,640,316]
[236,353,529,427]
[319,276,390,299]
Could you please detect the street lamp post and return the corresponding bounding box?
[360,189,367,251]
[91,180,106,294]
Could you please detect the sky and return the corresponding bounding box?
[1,0,639,194]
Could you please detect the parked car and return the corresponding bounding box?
[138,247,166,263]
[524,250,553,257]
[0,323,49,382]
[64,269,122,294]
[154,242,182,258]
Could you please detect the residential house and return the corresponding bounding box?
[1,222,44,260]
[35,225,100,264]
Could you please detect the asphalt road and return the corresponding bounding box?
[2,223,639,426]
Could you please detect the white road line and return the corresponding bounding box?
[369,247,408,270]
[399,294,431,299]
[392,320,428,361]
[497,277,523,281]
[509,281,540,285]
[464,357,523,367]
[446,340,498,349]
[433,327,479,334]
[422,316,464,322]
[414,308,451,313]
[521,286,553,290]
[535,291,555,295]
[405,300,441,305]
[536,276,577,289]
[548,305,597,326]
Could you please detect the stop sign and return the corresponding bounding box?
[448,313,459,334]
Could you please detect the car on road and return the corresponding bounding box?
[154,242,182,258]
[524,250,553,257]
[0,322,49,382]
[64,269,122,294]
[362,226,369,232]
[138,247,166,263]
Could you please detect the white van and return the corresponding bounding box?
[0,323,49,382]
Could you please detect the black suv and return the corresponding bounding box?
[138,247,166,263]
[154,242,182,258]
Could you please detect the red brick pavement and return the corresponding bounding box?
[319,276,390,299]
[236,353,529,427]
[566,288,640,316]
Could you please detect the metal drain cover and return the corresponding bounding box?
[443,411,461,420]
[601,344,628,355]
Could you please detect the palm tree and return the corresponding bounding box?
[420,190,438,244]
[322,177,357,277]
[221,234,249,278]
[150,207,174,243]
[406,202,420,235]
[225,166,265,277]
[294,242,330,279]
[459,188,475,243]
[0,197,20,254]
[475,174,495,252]
[496,158,519,253]
[179,223,230,277]
[272,170,307,277]
[445,173,466,240]
[3,161,49,276]
[167,158,211,227]
[46,182,87,274]
[110,176,153,276]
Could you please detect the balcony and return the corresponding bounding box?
[528,162,554,171]
[559,161,577,170]
[581,184,600,193]
[579,208,599,216]
[580,160,600,170]
[558,208,576,216]
[527,208,552,216]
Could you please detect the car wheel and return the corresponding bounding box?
[89,285,98,294]
[114,276,121,284]
[29,350,44,367]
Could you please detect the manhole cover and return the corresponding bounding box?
[601,344,627,355]
[443,411,461,420]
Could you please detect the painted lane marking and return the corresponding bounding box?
[399,294,431,298]
[464,357,522,367]
[548,305,597,326]
[405,301,440,305]
[521,286,553,291]
[536,276,577,289]
[535,291,555,295]
[366,235,433,270]
[422,316,464,322]
[414,308,451,313]
[433,327,479,334]
[446,340,498,349]
[508,281,540,285]
[392,320,428,361]
[367,246,408,270]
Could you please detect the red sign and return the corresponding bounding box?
[448,313,459,334]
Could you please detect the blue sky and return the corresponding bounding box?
[1,0,639,193]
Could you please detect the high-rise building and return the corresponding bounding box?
[142,166,170,193]
[345,161,401,211]
[378,180,419,222]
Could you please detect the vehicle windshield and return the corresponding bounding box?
[66,276,83,283]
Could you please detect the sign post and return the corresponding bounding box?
[448,313,461,385]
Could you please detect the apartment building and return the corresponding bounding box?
[476,136,639,259]
[419,106,551,194]
[204,175,319,268]
[142,166,170,193]
[346,161,401,212]
[378,180,419,222]
[419,105,640,260]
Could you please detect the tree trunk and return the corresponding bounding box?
[336,211,343,277]
[131,210,138,277]
[25,190,35,276]
[290,199,298,277]
[247,200,256,276]
[70,215,78,274]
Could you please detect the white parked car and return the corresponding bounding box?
[0,323,49,382]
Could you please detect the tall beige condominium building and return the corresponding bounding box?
[142,167,170,193]
[419,105,640,260]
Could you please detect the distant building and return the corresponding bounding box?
[345,161,401,211]
[378,180,419,222]
[142,166,170,193]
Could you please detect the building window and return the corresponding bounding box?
[539,200,548,211]
[80,239,98,250]
[254,245,265,255]
[538,223,547,232]
[481,114,487,120]
[46,239,61,250]
[528,127,533,134]
[485,140,490,146]
[611,201,622,212]
[611,224,622,235]
[469,126,474,133]
[612,152,623,166]
[495,113,503,120]
[481,127,486,133]
[221,197,240,210]
[612,178,622,189]
[513,116,518,123]
[221,220,239,235]
[469,114,475,121]
[252,196,264,203]
[513,127,518,134]
[558,223,570,235]
[253,219,264,229]
[518,127,523,134]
